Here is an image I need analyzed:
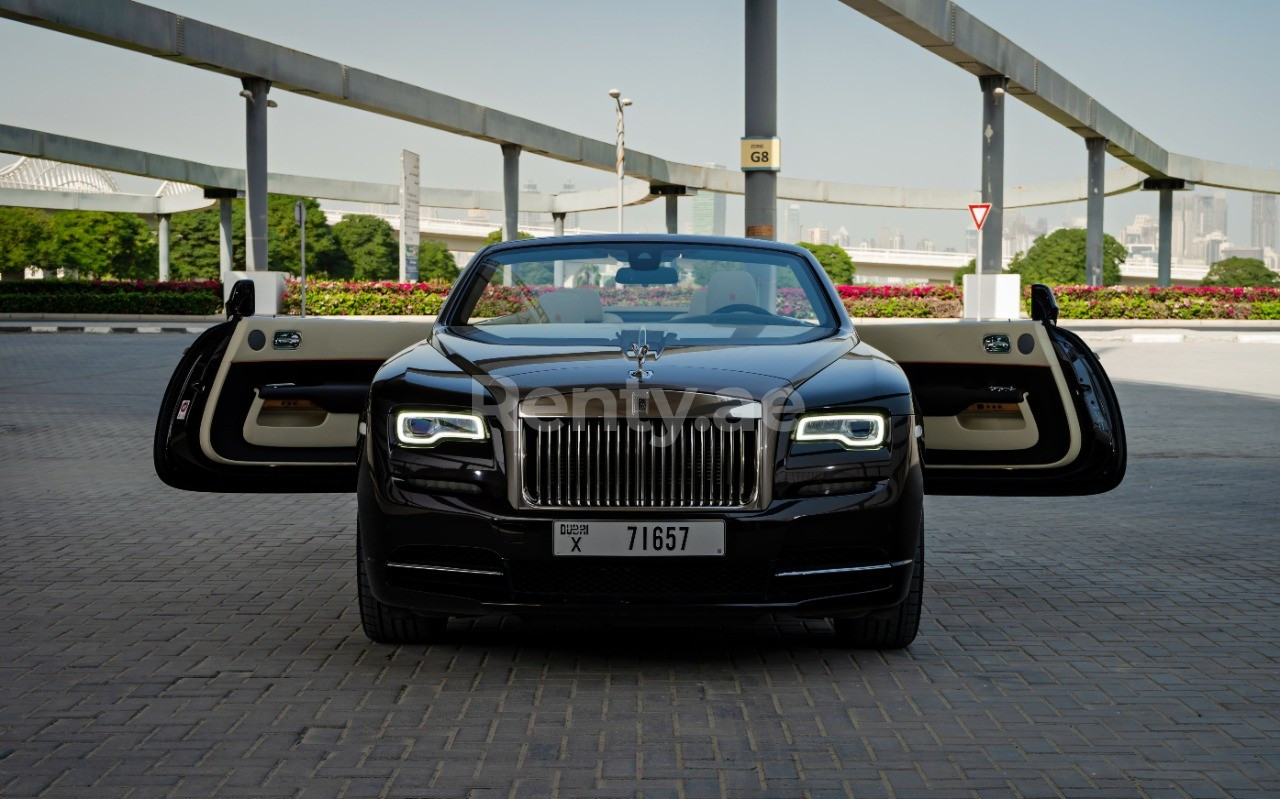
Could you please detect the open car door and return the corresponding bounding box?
[858,289,1125,496]
[154,284,431,493]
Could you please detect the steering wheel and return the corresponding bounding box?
[712,303,772,316]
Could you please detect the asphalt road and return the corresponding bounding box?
[0,333,1277,798]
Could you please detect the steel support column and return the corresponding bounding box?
[242,77,270,271]
[218,197,233,274]
[665,195,678,234]
[1157,184,1173,287]
[500,143,520,286]
[744,0,777,240]
[552,212,566,286]
[978,75,1008,274]
[157,213,170,281]
[1086,137,1107,286]
[501,143,520,242]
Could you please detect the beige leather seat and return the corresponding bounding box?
[531,290,586,324]
[686,288,708,316]
[565,288,623,324]
[705,271,760,312]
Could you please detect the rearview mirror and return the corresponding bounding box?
[226,279,256,319]
[614,265,679,285]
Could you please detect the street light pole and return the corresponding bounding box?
[608,89,632,233]
[294,199,307,318]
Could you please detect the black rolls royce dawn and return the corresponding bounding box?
[156,235,1125,649]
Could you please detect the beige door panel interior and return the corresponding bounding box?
[200,317,432,466]
[241,392,361,448]
[858,321,1080,468]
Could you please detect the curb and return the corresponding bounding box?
[1078,330,1280,344]
[3,321,1280,344]
[0,323,213,334]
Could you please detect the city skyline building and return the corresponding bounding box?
[520,179,542,228]
[1173,191,1229,261]
[806,226,829,245]
[560,178,578,231]
[1252,193,1278,252]
[689,162,726,236]
[784,204,801,244]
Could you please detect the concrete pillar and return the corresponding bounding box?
[218,197,233,273]
[978,75,1008,274]
[665,195,678,234]
[500,143,520,286]
[744,0,777,240]
[242,77,270,271]
[1157,184,1173,287]
[501,144,521,242]
[552,212,566,287]
[157,214,170,281]
[1086,137,1107,286]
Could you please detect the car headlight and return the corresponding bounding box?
[395,410,488,446]
[794,413,886,449]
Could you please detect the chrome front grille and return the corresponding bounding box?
[521,418,758,509]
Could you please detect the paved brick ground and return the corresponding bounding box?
[0,334,1277,799]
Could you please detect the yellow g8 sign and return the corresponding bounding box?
[741,137,781,172]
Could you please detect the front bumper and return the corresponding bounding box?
[357,459,923,620]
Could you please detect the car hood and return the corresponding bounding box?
[422,329,856,399]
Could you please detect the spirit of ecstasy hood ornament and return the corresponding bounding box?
[625,327,658,380]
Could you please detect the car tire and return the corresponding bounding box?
[830,523,923,650]
[357,528,446,645]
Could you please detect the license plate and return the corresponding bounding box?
[553,520,725,557]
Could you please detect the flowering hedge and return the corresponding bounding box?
[280,281,1280,319]
[836,285,964,318]
[7,279,1274,319]
[1051,286,1280,320]
[0,279,223,315]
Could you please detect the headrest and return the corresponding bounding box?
[705,271,759,313]
[532,290,586,324]
[565,287,605,322]
[687,288,708,316]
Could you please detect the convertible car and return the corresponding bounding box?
[155,235,1125,649]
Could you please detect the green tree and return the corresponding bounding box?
[267,196,347,278]
[951,258,977,285]
[332,214,398,280]
[483,230,553,284]
[46,211,157,279]
[483,229,533,245]
[798,242,856,285]
[416,239,458,283]
[1201,256,1279,287]
[1007,228,1125,286]
[169,205,227,279]
[0,207,52,281]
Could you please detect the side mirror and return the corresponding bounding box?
[1029,283,1058,326]
[226,279,256,319]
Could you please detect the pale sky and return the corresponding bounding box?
[1,0,1276,251]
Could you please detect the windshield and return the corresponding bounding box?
[444,241,840,347]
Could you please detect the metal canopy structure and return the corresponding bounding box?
[4,0,1269,208]
[0,155,209,214]
[0,0,1276,290]
[0,156,118,193]
[838,0,1280,194]
[0,124,1150,215]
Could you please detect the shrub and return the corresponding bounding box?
[269,281,1280,320]
[0,279,223,314]
[1049,285,1280,320]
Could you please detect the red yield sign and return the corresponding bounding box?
[969,203,992,230]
